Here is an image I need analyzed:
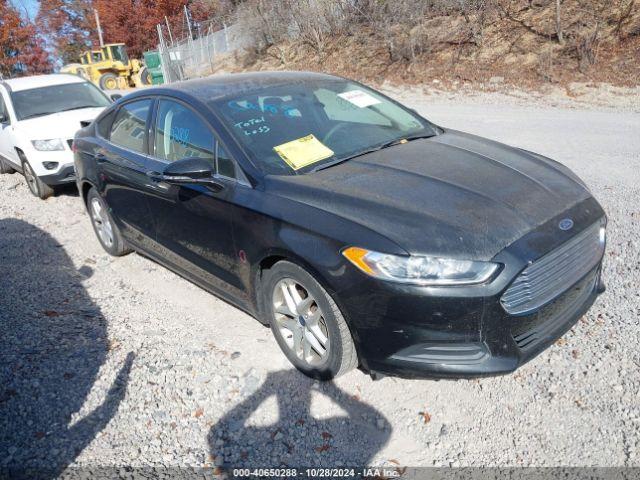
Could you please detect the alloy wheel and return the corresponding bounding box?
[23,162,38,196]
[272,278,330,366]
[90,197,114,247]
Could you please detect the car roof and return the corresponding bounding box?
[149,71,343,102]
[2,73,85,92]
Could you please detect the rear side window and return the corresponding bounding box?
[97,109,115,138]
[109,99,151,153]
[153,99,214,162]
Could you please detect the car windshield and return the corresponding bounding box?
[212,79,437,175]
[11,82,111,121]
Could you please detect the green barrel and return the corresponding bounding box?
[142,50,164,85]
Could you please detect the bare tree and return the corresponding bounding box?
[555,0,564,44]
[614,0,636,37]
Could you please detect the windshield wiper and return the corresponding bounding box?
[310,132,437,173]
[20,105,100,120]
[310,146,384,172]
[21,111,57,120]
[60,105,100,112]
[381,133,438,148]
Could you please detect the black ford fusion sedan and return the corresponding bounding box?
[74,71,606,380]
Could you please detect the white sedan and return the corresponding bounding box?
[0,74,114,199]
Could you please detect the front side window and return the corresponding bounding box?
[217,144,235,178]
[153,100,214,163]
[109,99,151,153]
[0,94,8,122]
[212,79,434,175]
[10,82,111,121]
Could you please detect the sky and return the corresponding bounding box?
[10,0,39,20]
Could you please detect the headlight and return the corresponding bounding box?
[342,247,500,286]
[31,139,65,151]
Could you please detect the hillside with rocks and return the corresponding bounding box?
[210,0,640,89]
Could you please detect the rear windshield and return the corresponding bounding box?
[212,79,435,175]
[11,82,111,121]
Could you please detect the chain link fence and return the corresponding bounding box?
[157,18,252,83]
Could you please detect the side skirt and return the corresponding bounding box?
[125,237,260,320]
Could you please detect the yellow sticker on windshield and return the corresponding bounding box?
[273,134,334,170]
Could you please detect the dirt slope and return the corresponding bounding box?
[220,0,640,88]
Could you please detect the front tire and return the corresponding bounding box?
[263,261,358,380]
[86,187,131,256]
[0,157,15,174]
[99,72,118,91]
[22,160,53,199]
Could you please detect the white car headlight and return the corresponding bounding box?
[342,247,500,286]
[31,139,65,151]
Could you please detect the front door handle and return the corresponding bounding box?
[95,153,107,163]
[146,171,165,182]
[145,171,171,192]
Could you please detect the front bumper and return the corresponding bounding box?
[336,199,606,379]
[38,164,76,186]
[361,267,602,379]
[21,146,75,183]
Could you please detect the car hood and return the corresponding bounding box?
[265,130,593,260]
[17,107,105,140]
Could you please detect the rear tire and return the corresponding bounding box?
[0,157,15,174]
[86,187,131,256]
[99,72,118,91]
[140,67,151,85]
[22,160,54,199]
[263,261,358,380]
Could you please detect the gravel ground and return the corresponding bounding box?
[0,88,639,473]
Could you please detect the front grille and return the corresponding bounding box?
[501,221,604,315]
[512,268,597,350]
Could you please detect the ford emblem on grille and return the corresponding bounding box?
[559,218,574,230]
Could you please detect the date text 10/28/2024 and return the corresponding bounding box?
[231,468,402,478]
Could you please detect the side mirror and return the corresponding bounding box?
[110,94,123,102]
[147,157,224,191]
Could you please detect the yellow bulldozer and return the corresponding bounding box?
[62,43,151,90]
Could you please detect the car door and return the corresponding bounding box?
[0,86,19,167]
[98,98,157,250]
[144,98,247,303]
